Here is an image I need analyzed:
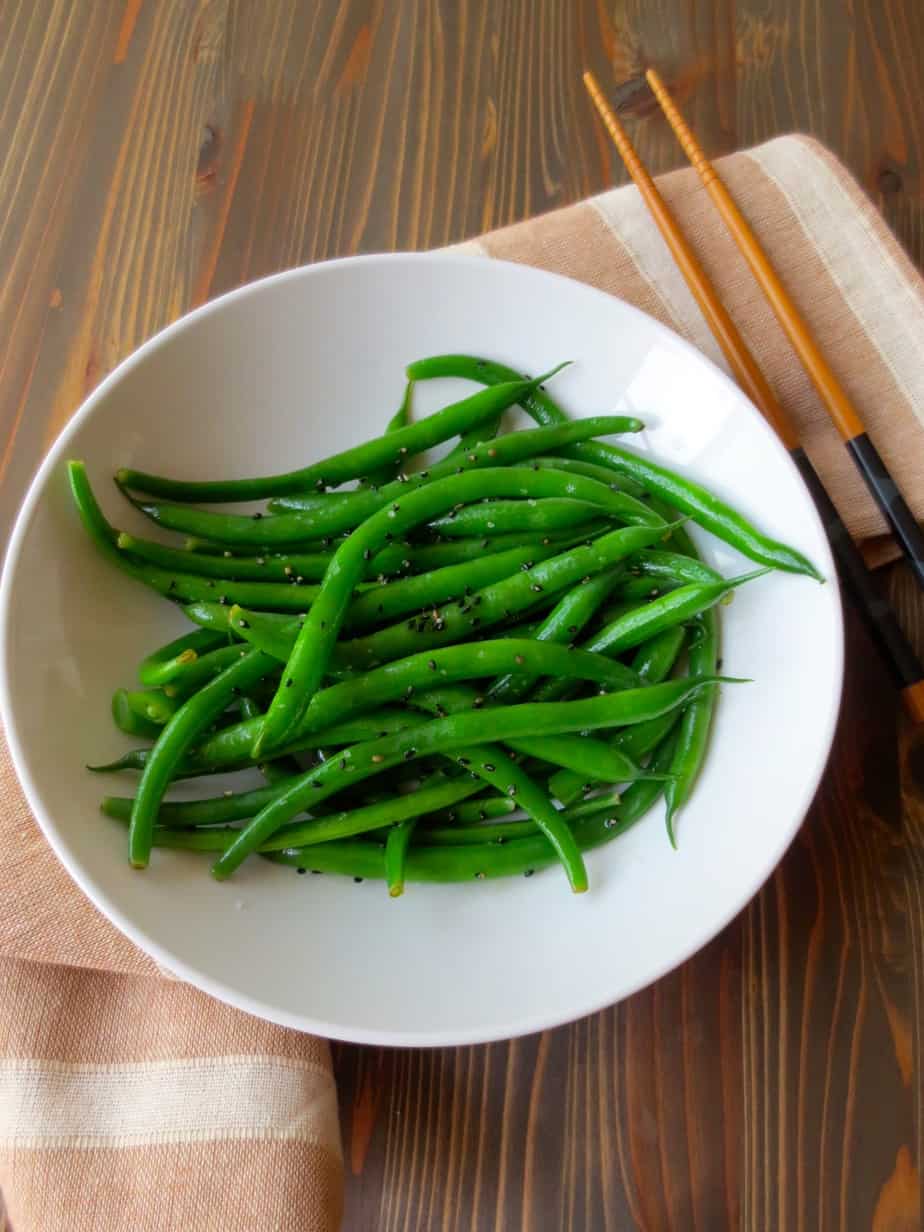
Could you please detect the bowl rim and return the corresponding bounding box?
[0,251,844,1045]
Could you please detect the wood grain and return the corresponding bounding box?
[0,1,922,1228]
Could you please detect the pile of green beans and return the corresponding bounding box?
[70,355,819,894]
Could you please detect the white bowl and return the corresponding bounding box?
[0,254,842,1046]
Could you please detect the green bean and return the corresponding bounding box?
[124,777,492,854]
[111,690,163,740]
[419,818,540,845]
[182,601,238,633]
[624,549,723,587]
[363,381,413,488]
[128,647,276,868]
[265,415,644,514]
[425,796,518,827]
[428,499,603,538]
[212,677,726,878]
[385,818,418,896]
[161,644,252,699]
[118,368,568,502]
[664,611,718,846]
[505,735,648,783]
[334,519,670,677]
[343,539,573,632]
[258,468,670,754]
[120,689,178,725]
[419,788,624,845]
[123,526,585,587]
[531,454,647,498]
[586,570,765,658]
[631,625,688,683]
[117,535,338,584]
[138,628,227,685]
[102,783,287,827]
[487,568,626,705]
[90,707,418,780]
[405,354,822,580]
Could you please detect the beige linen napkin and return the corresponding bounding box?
[2,134,922,1229]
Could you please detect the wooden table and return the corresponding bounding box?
[2,2,922,1227]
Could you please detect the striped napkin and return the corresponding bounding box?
[456,134,924,559]
[2,134,922,1230]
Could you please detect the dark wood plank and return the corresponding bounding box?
[0,2,922,1228]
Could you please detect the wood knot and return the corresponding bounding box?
[877,165,903,196]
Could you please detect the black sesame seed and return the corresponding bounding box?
[363,548,372,560]
[568,624,578,633]
[297,867,307,874]
[507,785,517,797]
[531,584,543,593]
[285,678,294,688]
[218,595,228,605]
[252,511,263,520]
[428,659,437,671]
[514,654,525,665]
[482,762,496,772]
[237,618,250,629]
[354,876,364,883]
[475,871,486,880]
[524,868,535,877]
[223,550,233,558]
[472,696,484,708]
[340,758,347,770]
[458,756,471,766]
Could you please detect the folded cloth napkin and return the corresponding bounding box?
[456,134,924,560]
[2,134,922,1230]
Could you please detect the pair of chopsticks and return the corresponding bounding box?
[583,68,924,722]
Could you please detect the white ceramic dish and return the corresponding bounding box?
[0,253,842,1046]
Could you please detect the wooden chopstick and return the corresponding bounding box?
[582,69,924,721]
[644,67,924,595]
